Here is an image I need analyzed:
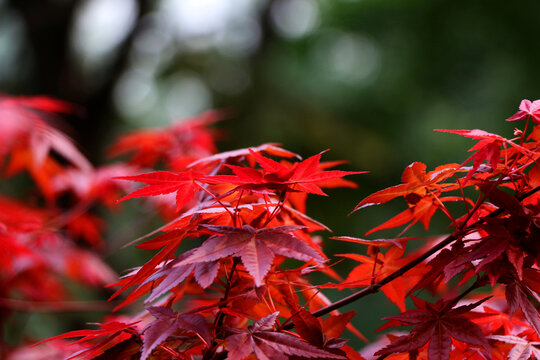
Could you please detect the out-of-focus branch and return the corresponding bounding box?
[0,298,114,312]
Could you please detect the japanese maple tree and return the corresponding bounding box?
[2,93,540,360]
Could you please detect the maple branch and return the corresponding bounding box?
[204,258,241,360]
[215,259,239,328]
[0,298,113,312]
[312,235,457,319]
[442,274,487,312]
[282,184,540,330]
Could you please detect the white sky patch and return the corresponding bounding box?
[160,0,231,37]
[71,0,138,65]
[158,0,262,54]
[270,0,319,39]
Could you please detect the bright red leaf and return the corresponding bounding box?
[116,169,205,211]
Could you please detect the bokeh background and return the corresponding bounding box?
[2,0,540,352]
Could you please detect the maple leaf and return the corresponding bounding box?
[187,143,300,168]
[115,169,205,211]
[0,95,91,171]
[506,281,540,336]
[375,297,491,360]
[108,228,192,308]
[60,247,118,286]
[286,308,357,359]
[208,150,364,196]
[0,195,45,234]
[64,213,104,249]
[108,110,221,169]
[488,335,540,360]
[36,320,140,360]
[352,162,459,212]
[225,312,346,360]
[7,340,86,360]
[142,249,219,303]
[336,247,427,311]
[178,224,326,286]
[351,162,466,234]
[141,306,211,360]
[52,163,139,208]
[442,221,512,281]
[507,99,540,124]
[434,129,531,180]
[288,307,358,357]
[469,305,527,335]
[363,196,441,236]
[291,308,325,347]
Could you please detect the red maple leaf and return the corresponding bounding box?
[178,224,326,286]
[37,320,140,360]
[507,99,540,124]
[51,163,139,208]
[489,334,540,360]
[375,297,491,360]
[209,150,364,196]
[0,95,90,171]
[142,248,219,304]
[225,312,346,359]
[108,110,221,170]
[506,280,540,336]
[335,247,427,311]
[187,143,299,168]
[434,129,531,181]
[115,169,205,211]
[351,162,466,234]
[141,306,211,360]
[352,162,460,212]
[469,305,527,335]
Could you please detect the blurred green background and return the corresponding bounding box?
[2,0,540,352]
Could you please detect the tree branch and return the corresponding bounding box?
[0,298,113,312]
[282,184,540,330]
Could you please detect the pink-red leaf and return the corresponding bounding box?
[225,313,345,360]
[116,170,204,211]
[506,99,540,124]
[179,225,325,286]
[142,306,210,360]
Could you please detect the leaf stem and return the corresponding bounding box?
[195,182,236,222]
